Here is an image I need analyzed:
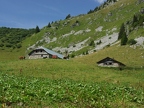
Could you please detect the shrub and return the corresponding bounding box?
[0,43,4,47]
[128,39,137,45]
[97,40,102,45]
[93,50,96,52]
[16,44,22,48]
[86,50,89,55]
[73,44,76,47]
[71,54,75,58]
[89,40,95,47]
[6,43,12,47]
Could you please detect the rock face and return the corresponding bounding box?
[135,37,144,47]
[95,26,103,32]
[94,32,118,51]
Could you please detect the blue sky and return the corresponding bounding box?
[0,0,106,29]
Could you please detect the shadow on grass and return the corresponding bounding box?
[98,66,144,71]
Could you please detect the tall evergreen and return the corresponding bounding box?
[87,10,94,14]
[133,15,138,23]
[137,14,144,26]
[35,26,40,33]
[121,31,128,45]
[118,23,125,40]
[132,15,138,27]
[47,22,51,28]
[65,14,71,19]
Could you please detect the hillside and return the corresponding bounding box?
[23,0,144,58]
[0,0,143,60]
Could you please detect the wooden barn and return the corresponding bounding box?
[28,46,64,59]
[97,57,126,67]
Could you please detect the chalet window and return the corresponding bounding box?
[104,61,113,65]
[109,62,112,65]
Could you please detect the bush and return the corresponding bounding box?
[6,43,12,47]
[89,40,95,47]
[16,44,22,48]
[128,39,137,45]
[0,43,4,47]
[97,40,102,45]
[86,50,89,55]
[71,54,75,58]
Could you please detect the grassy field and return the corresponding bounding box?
[0,45,144,107]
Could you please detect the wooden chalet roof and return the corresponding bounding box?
[97,57,126,66]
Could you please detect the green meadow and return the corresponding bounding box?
[0,45,144,107]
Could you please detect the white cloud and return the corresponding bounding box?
[94,0,106,4]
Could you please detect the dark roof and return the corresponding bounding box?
[29,46,64,59]
[97,57,126,66]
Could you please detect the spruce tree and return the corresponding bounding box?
[118,23,125,40]
[35,26,40,33]
[133,15,138,24]
[47,22,51,28]
[132,15,138,27]
[65,14,71,19]
[121,31,128,45]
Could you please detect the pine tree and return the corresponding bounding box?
[47,22,51,28]
[118,23,125,40]
[121,31,128,45]
[133,15,138,22]
[65,14,71,19]
[35,26,40,33]
[137,14,144,26]
[94,7,99,12]
[132,15,138,27]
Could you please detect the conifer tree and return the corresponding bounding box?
[47,22,51,28]
[65,14,71,19]
[118,23,125,40]
[132,15,138,27]
[121,31,128,45]
[35,26,40,33]
[133,15,138,24]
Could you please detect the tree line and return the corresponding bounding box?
[0,27,36,49]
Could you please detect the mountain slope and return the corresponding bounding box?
[0,0,144,60]
[23,0,143,56]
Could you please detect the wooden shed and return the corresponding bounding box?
[28,46,64,59]
[97,57,126,67]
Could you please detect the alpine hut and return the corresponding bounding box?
[97,57,126,67]
[28,46,64,59]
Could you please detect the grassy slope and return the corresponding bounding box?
[1,44,144,84]
[0,0,143,85]
[0,44,144,107]
[0,0,143,60]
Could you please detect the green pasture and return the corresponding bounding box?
[0,44,144,84]
[0,45,144,107]
[0,59,144,107]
